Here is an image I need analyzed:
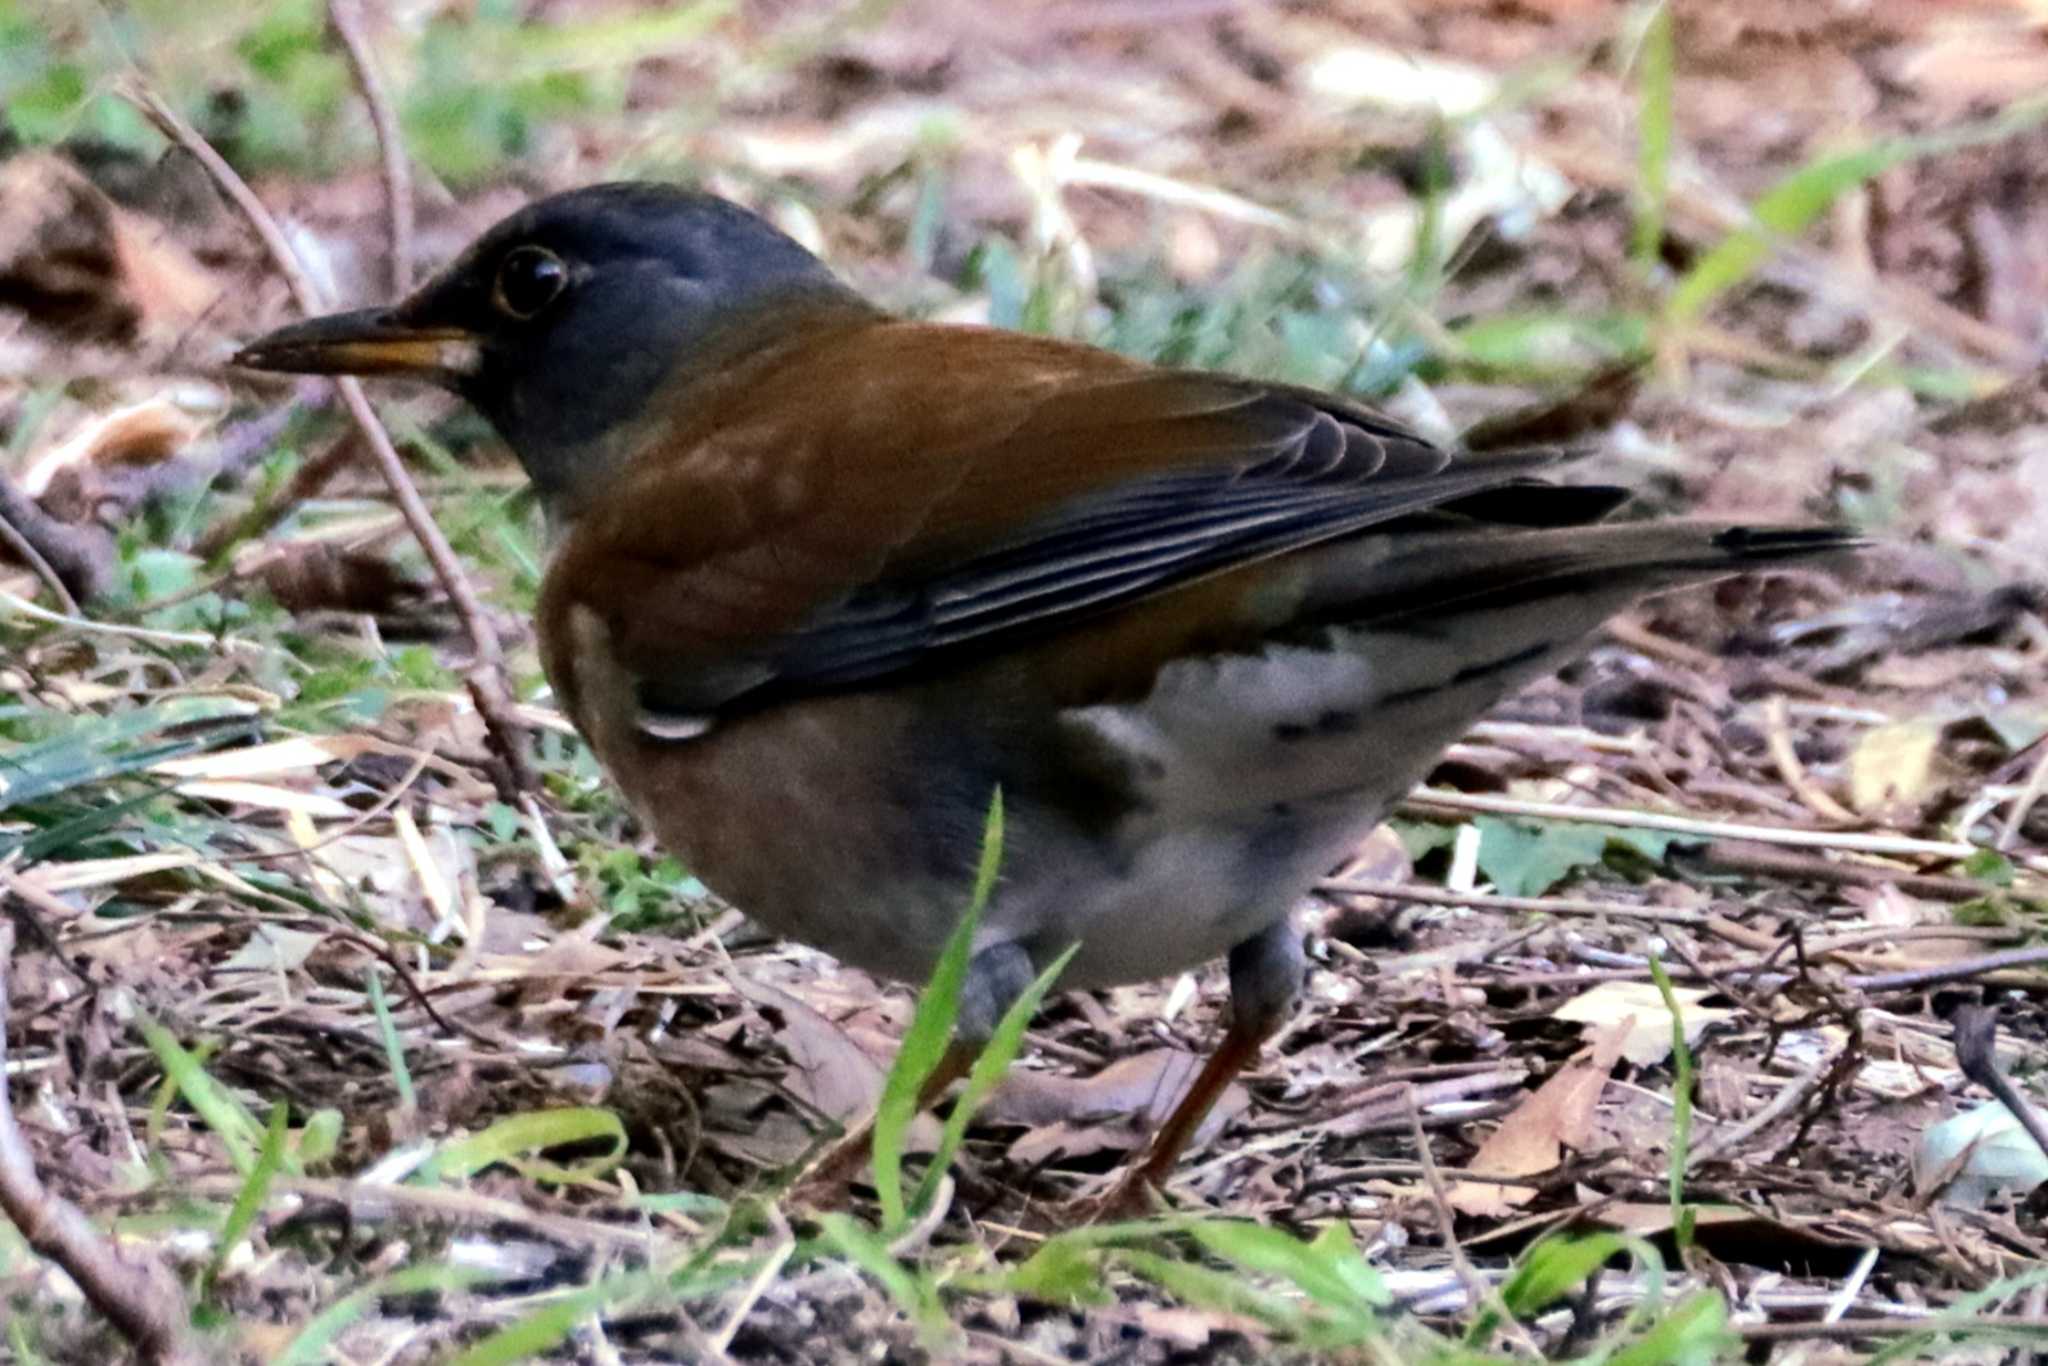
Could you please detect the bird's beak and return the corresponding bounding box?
[233,308,482,383]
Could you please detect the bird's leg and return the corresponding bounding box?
[1095,917,1304,1219]
[790,942,1037,1203]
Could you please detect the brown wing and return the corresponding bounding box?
[540,321,1584,722]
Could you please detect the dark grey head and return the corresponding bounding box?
[234,183,872,505]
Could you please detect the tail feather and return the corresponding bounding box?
[1710,524,1868,562]
[1294,519,1863,630]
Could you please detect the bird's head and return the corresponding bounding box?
[234,182,870,510]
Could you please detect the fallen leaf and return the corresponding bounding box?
[728,973,888,1127]
[989,1048,1248,1165]
[0,153,218,346]
[1847,719,1947,814]
[1915,1099,2048,1209]
[1449,1020,1627,1216]
[1550,981,1734,1066]
[21,396,212,507]
[220,924,327,974]
[241,542,428,616]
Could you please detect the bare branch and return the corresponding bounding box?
[118,79,536,799]
[328,0,414,295]
[0,473,92,610]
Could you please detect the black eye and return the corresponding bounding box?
[492,246,567,319]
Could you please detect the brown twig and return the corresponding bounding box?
[1,395,318,612]
[192,431,359,563]
[1401,1085,1542,1356]
[1322,876,1709,926]
[1686,1045,1841,1170]
[119,80,535,800]
[1847,946,2048,994]
[0,480,81,613]
[1688,839,2042,905]
[0,920,194,1362]
[327,0,414,296]
[0,470,105,606]
[1997,740,2048,851]
[1762,694,1857,825]
[1735,1314,2048,1344]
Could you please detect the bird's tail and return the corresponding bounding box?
[1294,518,1863,630]
[1705,524,1868,564]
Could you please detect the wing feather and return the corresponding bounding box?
[538,322,1588,725]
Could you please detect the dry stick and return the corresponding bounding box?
[167,1173,672,1254]
[1762,694,1857,825]
[1735,1314,2048,1345]
[1400,1085,1543,1358]
[1400,788,2048,874]
[0,470,104,607]
[327,0,413,296]
[0,921,194,1362]
[1685,1046,1840,1171]
[1847,946,2048,994]
[1996,741,2048,851]
[1321,877,1708,926]
[121,82,535,799]
[0,489,79,614]
[1688,839,2035,905]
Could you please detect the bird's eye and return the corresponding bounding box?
[492,246,567,319]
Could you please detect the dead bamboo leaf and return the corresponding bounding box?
[1551,981,1735,1066]
[1449,1019,1628,1217]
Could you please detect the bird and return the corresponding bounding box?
[234,182,1859,1216]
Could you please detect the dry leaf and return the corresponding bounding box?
[991,1048,1249,1165]
[1449,1019,1628,1216]
[0,153,218,345]
[728,973,890,1129]
[1551,981,1734,1066]
[21,396,211,500]
[220,924,328,974]
[242,542,429,616]
[1848,719,1947,814]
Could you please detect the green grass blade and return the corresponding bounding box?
[1667,97,2048,326]
[872,789,1003,1228]
[137,1014,267,1176]
[816,1213,949,1342]
[907,941,1076,1219]
[445,1272,657,1366]
[364,966,416,1113]
[0,696,258,813]
[1629,1,1673,271]
[1646,954,1696,1258]
[274,1264,489,1366]
[202,1099,289,1299]
[1183,1218,1388,1328]
[1604,1288,1732,1366]
[414,1107,627,1185]
[1114,1247,1318,1340]
[1498,1231,1632,1318]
